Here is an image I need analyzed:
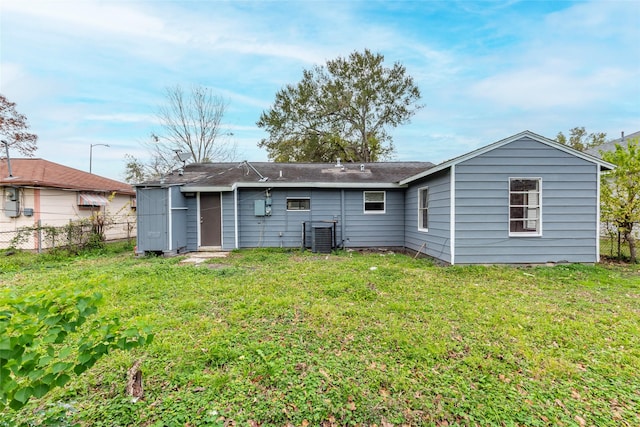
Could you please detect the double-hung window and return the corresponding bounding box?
[509,178,541,236]
[363,191,385,213]
[418,187,428,231]
[286,198,310,211]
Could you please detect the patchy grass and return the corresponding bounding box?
[1,248,639,426]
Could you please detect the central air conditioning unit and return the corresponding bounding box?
[312,226,333,254]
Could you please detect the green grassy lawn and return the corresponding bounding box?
[1,247,639,426]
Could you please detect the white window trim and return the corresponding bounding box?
[509,177,542,237]
[363,191,386,214]
[286,197,311,211]
[418,186,429,232]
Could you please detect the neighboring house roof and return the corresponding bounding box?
[585,130,640,158]
[138,161,436,191]
[0,158,135,195]
[400,130,615,185]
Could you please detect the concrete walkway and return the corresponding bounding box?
[179,251,230,265]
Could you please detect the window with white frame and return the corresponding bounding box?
[418,187,428,231]
[509,178,541,235]
[286,198,310,211]
[363,191,385,213]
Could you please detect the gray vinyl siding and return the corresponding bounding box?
[185,196,198,251]
[236,188,404,249]
[221,192,236,250]
[342,189,405,248]
[238,188,341,248]
[136,187,168,252]
[404,170,451,263]
[136,186,187,254]
[454,136,599,264]
[169,186,188,254]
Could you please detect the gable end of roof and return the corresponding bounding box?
[400,130,615,185]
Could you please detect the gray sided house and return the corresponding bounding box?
[135,131,614,264]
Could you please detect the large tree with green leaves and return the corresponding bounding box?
[257,49,422,162]
[556,126,606,152]
[600,137,640,262]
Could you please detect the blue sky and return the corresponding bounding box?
[1,0,639,181]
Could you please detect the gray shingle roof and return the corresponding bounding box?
[586,130,640,158]
[138,161,436,189]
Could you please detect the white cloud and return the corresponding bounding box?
[85,113,155,124]
[469,65,632,109]
[2,0,184,44]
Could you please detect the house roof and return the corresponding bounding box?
[399,130,616,185]
[0,158,135,195]
[585,130,640,158]
[137,161,436,191]
[136,130,615,192]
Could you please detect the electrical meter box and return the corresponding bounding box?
[255,200,266,216]
[4,188,20,218]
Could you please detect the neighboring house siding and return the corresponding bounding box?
[343,189,404,248]
[2,187,134,250]
[405,170,451,263]
[1,187,39,249]
[454,137,599,264]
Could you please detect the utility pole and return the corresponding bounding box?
[89,143,110,174]
[1,140,13,177]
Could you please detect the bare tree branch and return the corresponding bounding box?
[0,94,38,156]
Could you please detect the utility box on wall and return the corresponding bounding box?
[255,200,266,216]
[4,187,20,218]
[254,198,272,216]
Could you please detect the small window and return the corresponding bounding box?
[509,178,541,236]
[364,191,385,213]
[418,187,428,231]
[286,198,310,211]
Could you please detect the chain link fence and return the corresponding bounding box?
[601,233,634,260]
[1,220,136,252]
[600,221,638,261]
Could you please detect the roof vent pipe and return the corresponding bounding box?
[242,160,267,182]
[621,131,625,141]
[279,170,283,178]
[360,164,365,172]
[1,140,13,177]
[335,158,342,167]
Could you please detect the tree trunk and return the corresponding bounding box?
[626,232,637,263]
[126,360,143,400]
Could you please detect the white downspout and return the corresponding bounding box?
[596,166,601,262]
[196,192,201,248]
[167,187,173,252]
[450,165,456,265]
[234,185,239,249]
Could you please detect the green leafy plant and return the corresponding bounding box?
[0,290,153,411]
